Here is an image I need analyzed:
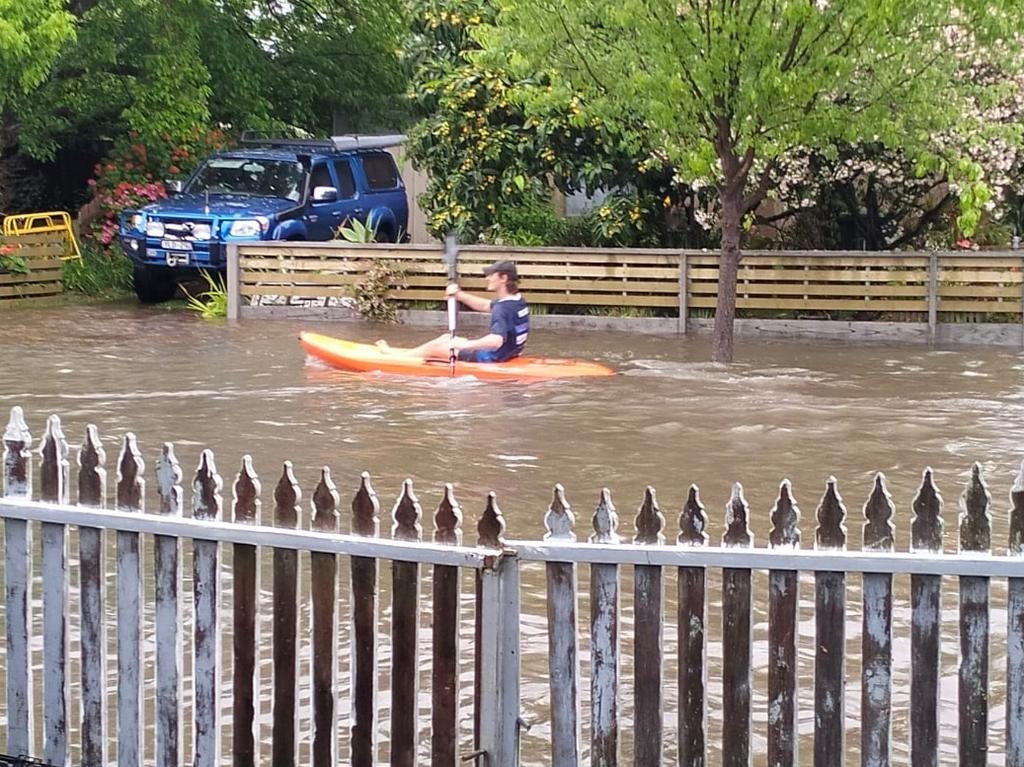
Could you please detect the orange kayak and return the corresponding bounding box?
[300,331,615,381]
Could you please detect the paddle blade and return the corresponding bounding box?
[443,233,459,282]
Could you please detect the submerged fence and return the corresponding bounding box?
[3,405,1024,765]
[227,242,1024,329]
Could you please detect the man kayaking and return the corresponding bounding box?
[380,259,530,362]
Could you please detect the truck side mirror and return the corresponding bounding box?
[165,179,185,194]
[312,186,338,203]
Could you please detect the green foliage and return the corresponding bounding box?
[492,193,664,246]
[182,270,228,319]
[13,0,409,164]
[481,0,1024,224]
[0,0,75,113]
[335,219,378,243]
[404,0,711,246]
[62,242,134,296]
[492,197,565,245]
[0,245,29,275]
[351,260,408,323]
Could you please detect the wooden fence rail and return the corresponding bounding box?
[0,232,66,305]
[4,405,1024,765]
[228,243,1024,331]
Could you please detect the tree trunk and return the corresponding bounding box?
[712,183,743,363]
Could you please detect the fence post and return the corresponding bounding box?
[1008,461,1024,762]
[3,406,33,757]
[192,450,223,767]
[40,414,70,767]
[544,485,581,765]
[678,252,690,335]
[928,253,938,342]
[227,243,240,320]
[476,491,520,765]
[1019,255,1024,349]
[477,552,521,767]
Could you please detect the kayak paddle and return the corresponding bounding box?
[443,234,459,375]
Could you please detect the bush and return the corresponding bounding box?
[493,197,567,246]
[351,260,408,323]
[63,242,134,296]
[489,192,662,247]
[183,270,228,319]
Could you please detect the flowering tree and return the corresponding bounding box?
[480,0,1024,361]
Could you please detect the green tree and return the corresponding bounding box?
[479,0,1024,361]
[0,0,75,111]
[17,0,408,162]
[0,0,75,209]
[405,0,716,246]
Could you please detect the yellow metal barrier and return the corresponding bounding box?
[1,211,81,260]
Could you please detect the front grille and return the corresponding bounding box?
[159,219,214,242]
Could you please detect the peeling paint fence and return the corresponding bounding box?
[3,405,1024,766]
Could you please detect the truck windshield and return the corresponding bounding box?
[186,158,306,201]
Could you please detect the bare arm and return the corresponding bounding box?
[456,333,503,353]
[449,286,492,313]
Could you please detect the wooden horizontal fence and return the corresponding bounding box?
[0,232,66,304]
[4,405,1024,765]
[229,242,1024,324]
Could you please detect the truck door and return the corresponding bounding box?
[305,161,342,240]
[331,159,363,231]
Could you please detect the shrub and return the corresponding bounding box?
[0,244,29,275]
[62,241,134,296]
[492,197,566,246]
[351,260,407,323]
[182,270,228,319]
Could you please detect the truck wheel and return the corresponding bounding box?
[133,264,179,303]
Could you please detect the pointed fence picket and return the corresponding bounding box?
[8,405,1024,765]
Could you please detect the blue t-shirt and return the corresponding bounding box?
[459,294,529,363]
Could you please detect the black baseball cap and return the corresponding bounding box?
[482,259,518,280]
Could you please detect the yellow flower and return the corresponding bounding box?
[663,195,672,207]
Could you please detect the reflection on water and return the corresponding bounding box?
[2,304,1023,763]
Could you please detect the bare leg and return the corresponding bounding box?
[408,334,455,360]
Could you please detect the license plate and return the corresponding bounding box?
[161,239,193,251]
[164,252,190,267]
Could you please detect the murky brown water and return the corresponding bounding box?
[2,304,1024,764]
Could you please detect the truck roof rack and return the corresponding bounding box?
[239,131,406,152]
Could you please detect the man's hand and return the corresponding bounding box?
[445,283,460,298]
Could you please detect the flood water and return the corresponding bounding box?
[2,303,1024,765]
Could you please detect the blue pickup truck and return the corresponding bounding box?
[119,134,409,302]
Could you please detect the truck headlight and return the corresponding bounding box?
[229,218,269,237]
[191,223,212,240]
[146,221,165,238]
[131,213,146,233]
